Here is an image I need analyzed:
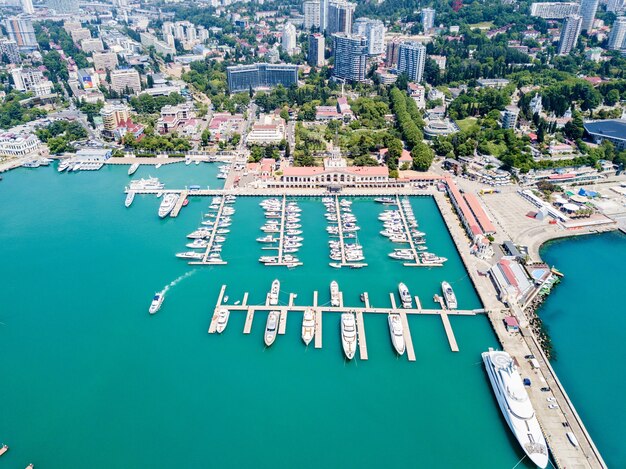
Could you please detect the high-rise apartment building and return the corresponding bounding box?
[608,16,626,50]
[352,18,385,55]
[303,0,321,30]
[282,23,297,55]
[11,67,53,96]
[0,38,21,64]
[397,42,427,83]
[421,8,436,32]
[385,38,401,68]
[502,106,520,129]
[530,2,580,18]
[93,52,119,71]
[580,0,599,31]
[558,14,582,55]
[327,1,356,35]
[100,104,131,132]
[48,0,79,14]
[332,33,368,83]
[110,69,142,94]
[607,0,624,13]
[308,33,325,67]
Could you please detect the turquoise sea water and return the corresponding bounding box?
[0,164,539,468]
[539,232,626,468]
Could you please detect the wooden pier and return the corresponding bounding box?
[189,196,228,266]
[169,190,188,217]
[206,285,477,356]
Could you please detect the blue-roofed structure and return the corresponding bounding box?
[583,119,626,150]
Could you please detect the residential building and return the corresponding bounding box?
[580,0,599,31]
[226,63,299,93]
[81,38,104,53]
[352,18,385,55]
[374,68,398,85]
[140,32,176,56]
[100,104,131,132]
[397,42,427,83]
[71,28,92,43]
[308,33,325,67]
[530,2,580,18]
[421,8,436,32]
[408,82,426,109]
[110,69,142,94]
[11,67,53,96]
[4,18,37,50]
[0,38,21,64]
[608,16,626,50]
[92,52,119,71]
[585,47,603,61]
[315,96,354,120]
[156,104,196,134]
[385,37,401,67]
[529,93,543,115]
[77,69,100,89]
[477,78,510,88]
[607,0,624,12]
[502,105,520,129]
[0,132,41,157]
[282,22,297,55]
[584,119,626,151]
[327,0,356,35]
[48,0,79,14]
[208,113,245,141]
[22,0,34,14]
[558,14,582,55]
[303,0,321,30]
[246,114,286,145]
[320,0,329,31]
[332,33,368,83]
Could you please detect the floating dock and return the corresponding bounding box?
[398,310,416,361]
[189,196,228,266]
[169,190,188,218]
[355,311,368,360]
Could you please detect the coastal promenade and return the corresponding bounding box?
[0,158,23,173]
[433,191,606,468]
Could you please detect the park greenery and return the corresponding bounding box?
[35,121,88,154]
[0,92,47,129]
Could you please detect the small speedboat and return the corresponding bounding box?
[149,290,165,314]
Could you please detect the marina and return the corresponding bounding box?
[187,195,236,265]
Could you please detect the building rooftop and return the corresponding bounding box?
[584,119,626,142]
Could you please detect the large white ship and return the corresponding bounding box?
[330,281,340,307]
[482,349,549,469]
[340,312,357,360]
[387,313,405,355]
[441,281,458,309]
[158,193,179,218]
[269,279,280,306]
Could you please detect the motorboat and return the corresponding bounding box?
[265,311,279,346]
[186,239,208,249]
[0,444,8,457]
[187,229,212,239]
[300,308,316,345]
[129,177,164,191]
[389,251,414,260]
[482,349,549,469]
[388,313,406,355]
[340,312,357,360]
[374,197,395,205]
[149,290,165,314]
[156,195,176,219]
[441,281,458,309]
[330,281,340,307]
[257,235,277,243]
[216,308,230,333]
[398,283,412,309]
[176,251,204,260]
[128,163,139,175]
[125,191,135,208]
[269,279,280,306]
[58,159,71,172]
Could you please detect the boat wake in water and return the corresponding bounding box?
[163,270,196,294]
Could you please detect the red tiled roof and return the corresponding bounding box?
[548,173,575,180]
[445,178,483,237]
[464,193,497,234]
[399,149,412,162]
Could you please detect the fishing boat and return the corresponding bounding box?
[340,312,357,360]
[269,279,280,305]
[482,349,549,469]
[301,308,315,345]
[330,281,340,307]
[128,163,139,175]
[149,290,165,314]
[388,313,406,355]
[264,311,279,346]
[216,308,230,333]
[441,281,458,309]
[398,282,412,308]
[124,191,135,208]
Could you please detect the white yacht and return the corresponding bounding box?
[264,311,279,346]
[215,308,230,333]
[482,349,549,469]
[340,312,357,360]
[128,163,139,175]
[387,314,406,355]
[398,283,412,309]
[58,159,71,172]
[175,251,204,260]
[441,281,458,309]
[158,193,179,218]
[149,290,165,314]
[125,191,135,208]
[330,281,340,307]
[257,235,277,243]
[186,239,208,249]
[301,308,315,345]
[129,177,164,191]
[269,279,280,305]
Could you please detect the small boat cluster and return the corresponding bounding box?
[128,177,164,191]
[176,195,236,263]
[56,158,102,172]
[217,164,230,179]
[257,198,303,267]
[376,197,447,265]
[323,197,366,269]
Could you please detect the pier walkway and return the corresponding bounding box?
[189,197,228,266]
[169,190,188,217]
